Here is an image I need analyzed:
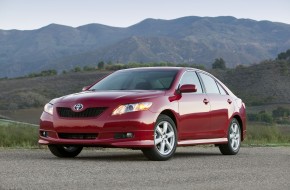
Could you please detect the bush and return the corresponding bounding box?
[272,107,290,118]
[244,123,290,145]
[83,66,96,71]
[247,112,273,124]
[27,70,57,78]
[72,67,82,72]
[0,120,38,147]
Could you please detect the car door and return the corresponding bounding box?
[198,72,233,138]
[178,71,211,140]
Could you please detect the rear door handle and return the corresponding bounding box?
[227,99,232,104]
[203,98,209,104]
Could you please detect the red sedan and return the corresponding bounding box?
[39,67,246,161]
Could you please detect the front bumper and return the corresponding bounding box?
[38,110,156,148]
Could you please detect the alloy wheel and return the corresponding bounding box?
[154,121,175,156]
[229,122,240,151]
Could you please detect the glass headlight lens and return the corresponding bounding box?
[112,102,152,115]
[44,103,53,115]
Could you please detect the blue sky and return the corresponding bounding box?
[0,0,290,30]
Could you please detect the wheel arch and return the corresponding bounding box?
[233,115,244,141]
[159,109,178,129]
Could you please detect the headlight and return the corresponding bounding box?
[112,102,152,115]
[44,103,53,115]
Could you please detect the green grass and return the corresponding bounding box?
[0,120,38,148]
[243,122,290,146]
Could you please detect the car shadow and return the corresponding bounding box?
[41,150,222,162]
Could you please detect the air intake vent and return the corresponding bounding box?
[58,133,98,139]
[57,107,106,118]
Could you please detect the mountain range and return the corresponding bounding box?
[1,16,290,77]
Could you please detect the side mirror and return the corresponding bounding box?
[179,84,197,93]
[82,86,90,91]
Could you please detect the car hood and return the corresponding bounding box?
[52,90,165,104]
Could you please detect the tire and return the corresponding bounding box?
[142,114,177,161]
[48,145,83,158]
[219,118,241,155]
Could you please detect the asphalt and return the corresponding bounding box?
[0,147,289,190]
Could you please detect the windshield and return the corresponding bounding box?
[89,69,178,91]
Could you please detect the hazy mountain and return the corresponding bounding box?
[1,16,290,77]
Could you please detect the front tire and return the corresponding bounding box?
[219,118,241,155]
[48,145,83,158]
[142,114,177,161]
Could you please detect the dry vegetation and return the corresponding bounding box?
[0,58,290,126]
[0,71,109,110]
[212,59,290,106]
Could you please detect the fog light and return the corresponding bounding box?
[126,132,134,138]
[114,132,134,139]
[41,131,48,138]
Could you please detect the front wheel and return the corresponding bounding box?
[48,145,83,158]
[142,114,177,161]
[219,118,241,155]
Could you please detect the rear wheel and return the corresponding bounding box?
[219,118,241,155]
[48,145,83,158]
[142,114,177,161]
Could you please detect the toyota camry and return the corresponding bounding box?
[39,67,246,161]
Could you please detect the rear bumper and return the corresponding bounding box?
[38,110,156,148]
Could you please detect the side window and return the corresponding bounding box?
[199,73,220,94]
[216,82,228,95]
[179,71,202,93]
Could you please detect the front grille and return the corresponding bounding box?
[57,107,106,118]
[58,133,98,139]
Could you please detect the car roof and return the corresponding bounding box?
[117,67,195,72]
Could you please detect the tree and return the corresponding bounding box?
[98,61,105,70]
[27,69,57,78]
[259,112,273,123]
[272,107,290,118]
[212,58,226,69]
[72,67,81,72]
[277,49,290,60]
[83,66,95,71]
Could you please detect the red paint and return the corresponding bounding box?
[39,67,246,148]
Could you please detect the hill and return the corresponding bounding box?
[0,58,290,111]
[1,16,290,77]
[212,59,290,105]
[0,71,109,110]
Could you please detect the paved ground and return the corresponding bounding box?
[0,147,289,190]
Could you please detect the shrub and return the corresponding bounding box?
[244,123,290,145]
[0,121,38,147]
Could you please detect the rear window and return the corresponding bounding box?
[216,82,228,95]
[199,73,220,94]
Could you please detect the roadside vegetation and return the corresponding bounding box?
[0,120,38,147]
[247,106,290,125]
[0,119,289,148]
[244,122,290,146]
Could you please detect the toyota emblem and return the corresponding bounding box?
[74,103,83,111]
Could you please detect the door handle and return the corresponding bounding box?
[203,98,209,104]
[227,99,232,104]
